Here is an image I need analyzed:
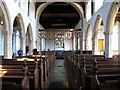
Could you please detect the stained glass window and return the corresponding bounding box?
[56,37,64,48]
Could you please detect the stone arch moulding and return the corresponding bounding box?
[27,23,33,41]
[85,24,92,50]
[36,2,84,51]
[92,15,104,55]
[0,2,12,59]
[36,2,84,29]
[13,13,26,55]
[106,2,120,34]
[0,2,11,31]
[93,15,104,38]
[13,13,25,37]
[26,23,33,55]
[105,2,120,57]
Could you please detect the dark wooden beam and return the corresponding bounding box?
[41,13,79,17]
[38,29,81,32]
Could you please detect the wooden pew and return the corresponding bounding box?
[64,52,120,89]
[1,60,31,89]
[2,52,55,89]
[90,59,120,90]
[81,57,120,89]
[1,59,39,89]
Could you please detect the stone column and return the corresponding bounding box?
[29,38,33,55]
[4,31,13,59]
[45,38,46,51]
[118,23,120,54]
[80,31,84,53]
[40,38,42,51]
[54,38,56,55]
[92,33,98,55]
[76,33,78,50]
[20,35,26,56]
[104,32,113,58]
[95,36,98,55]
[72,32,74,50]
[84,38,87,50]
[92,36,95,55]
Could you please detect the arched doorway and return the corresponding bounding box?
[93,15,105,55]
[12,14,25,56]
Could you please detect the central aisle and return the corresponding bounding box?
[47,59,73,89]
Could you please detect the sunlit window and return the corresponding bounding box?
[56,37,64,48]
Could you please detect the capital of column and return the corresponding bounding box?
[84,38,87,41]
[5,30,13,35]
[20,35,26,39]
[92,36,95,40]
[103,32,113,36]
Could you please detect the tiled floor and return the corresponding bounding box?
[47,59,73,89]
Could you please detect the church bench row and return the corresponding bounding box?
[1,60,31,89]
[80,56,120,89]
[64,51,120,89]
[1,60,39,89]
[0,52,55,89]
[90,59,120,90]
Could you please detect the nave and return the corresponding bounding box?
[0,1,120,90]
[46,59,72,89]
[0,51,120,90]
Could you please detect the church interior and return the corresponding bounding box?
[0,0,120,90]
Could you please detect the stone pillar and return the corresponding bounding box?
[54,38,55,55]
[84,38,87,50]
[72,32,74,50]
[76,37,78,50]
[104,32,113,58]
[29,38,33,55]
[4,31,13,59]
[80,31,84,53]
[45,38,46,51]
[95,36,98,55]
[76,33,78,50]
[92,34,98,55]
[20,35,26,56]
[92,36,95,55]
[40,38,42,51]
[118,23,120,54]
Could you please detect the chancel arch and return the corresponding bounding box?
[12,13,26,56]
[36,2,84,51]
[92,15,105,55]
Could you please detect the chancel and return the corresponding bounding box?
[0,0,120,90]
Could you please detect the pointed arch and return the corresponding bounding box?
[105,2,120,57]
[85,24,92,50]
[12,13,26,55]
[26,23,33,55]
[93,15,105,55]
[13,13,25,37]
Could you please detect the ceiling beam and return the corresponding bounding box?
[41,13,79,17]
[38,29,81,32]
